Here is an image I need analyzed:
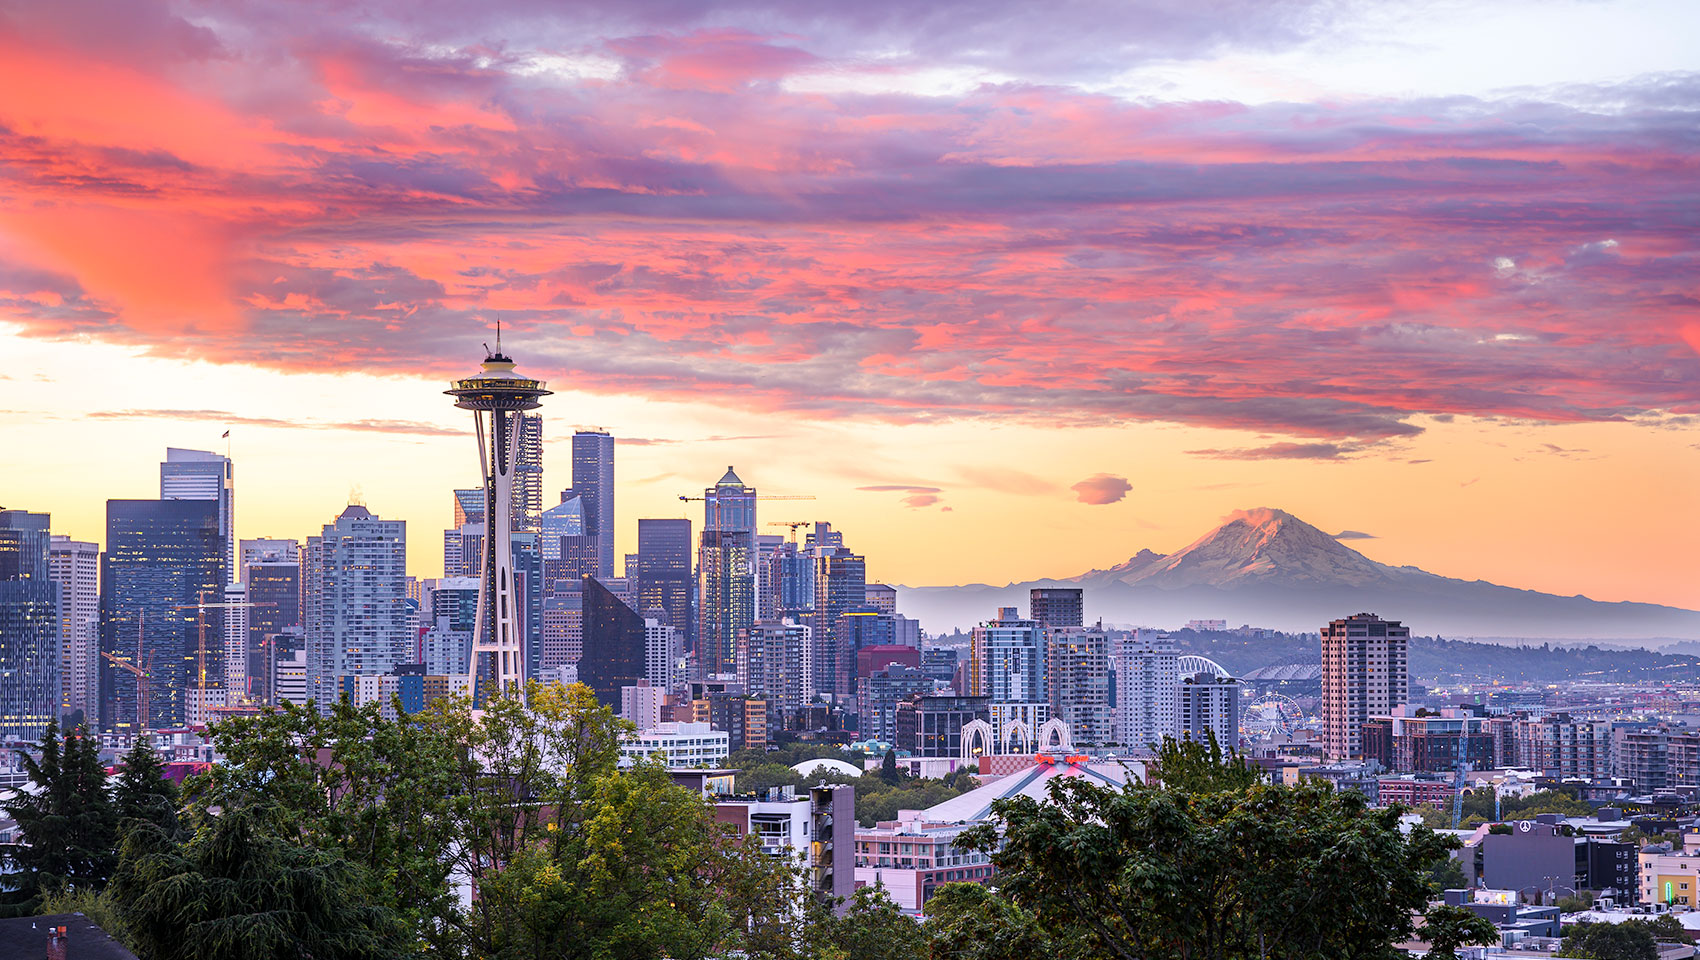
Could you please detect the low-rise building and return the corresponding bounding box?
[620,721,729,767]
[855,812,996,913]
[1639,832,1700,907]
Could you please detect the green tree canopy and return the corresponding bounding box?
[1558,920,1659,960]
[111,737,178,838]
[961,774,1458,959]
[109,805,406,960]
[1419,904,1500,960]
[2,720,116,897]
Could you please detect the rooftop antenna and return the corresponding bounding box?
[496,314,502,355]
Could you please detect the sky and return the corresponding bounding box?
[1,0,1697,612]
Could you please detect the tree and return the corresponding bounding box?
[1147,731,1259,793]
[922,882,1053,960]
[961,774,1456,959]
[1557,920,1658,960]
[1643,913,1689,942]
[2,720,117,895]
[109,804,406,960]
[1428,855,1468,895]
[1419,904,1500,960]
[111,737,178,838]
[806,887,927,960]
[881,749,902,785]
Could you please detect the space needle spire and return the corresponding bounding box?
[446,335,551,700]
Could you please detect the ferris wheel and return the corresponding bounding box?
[1242,692,1306,739]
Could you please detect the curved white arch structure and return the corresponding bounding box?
[1001,720,1034,754]
[961,719,995,760]
[1038,718,1072,752]
[1177,654,1231,679]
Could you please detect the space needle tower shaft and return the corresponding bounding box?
[446,332,551,699]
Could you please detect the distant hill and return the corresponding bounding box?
[895,508,1700,641]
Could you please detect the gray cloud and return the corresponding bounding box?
[1187,442,1363,461]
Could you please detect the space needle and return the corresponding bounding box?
[446,328,551,699]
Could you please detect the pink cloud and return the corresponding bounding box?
[1072,474,1132,505]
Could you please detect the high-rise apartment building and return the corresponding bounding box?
[304,506,409,710]
[1320,612,1409,760]
[221,581,250,705]
[861,663,935,745]
[512,413,544,534]
[1046,625,1111,746]
[864,583,897,615]
[1178,671,1242,748]
[761,538,813,624]
[697,467,757,677]
[48,534,100,720]
[1029,588,1083,629]
[101,498,225,732]
[635,518,693,648]
[969,607,1046,704]
[1,510,60,739]
[739,619,813,716]
[1110,631,1178,749]
[571,430,615,578]
[160,448,235,581]
[1515,712,1612,780]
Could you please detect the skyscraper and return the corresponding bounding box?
[1046,625,1111,746]
[305,505,409,709]
[1029,588,1083,629]
[513,413,544,534]
[101,498,225,732]
[244,544,301,705]
[809,524,865,699]
[1321,612,1410,760]
[571,430,615,578]
[48,534,100,721]
[1,510,60,740]
[160,448,235,581]
[539,495,586,561]
[697,467,757,677]
[970,607,1048,747]
[580,577,646,707]
[446,346,551,697]
[739,620,812,715]
[1110,631,1179,749]
[635,518,692,647]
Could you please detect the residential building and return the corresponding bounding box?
[694,692,768,752]
[1029,588,1083,629]
[1046,625,1111,746]
[0,510,59,740]
[100,498,225,733]
[1613,725,1671,792]
[713,784,856,909]
[274,642,307,706]
[304,505,409,710]
[643,614,680,693]
[48,534,99,720]
[1638,833,1700,906]
[1178,670,1242,748]
[621,681,666,728]
[540,587,582,671]
[861,663,935,745]
[621,720,730,766]
[1515,713,1612,780]
[738,620,812,717]
[1320,613,1410,760]
[856,813,997,912]
[1110,631,1178,749]
[969,607,1045,704]
[864,583,897,615]
[1359,707,1492,773]
[570,430,616,578]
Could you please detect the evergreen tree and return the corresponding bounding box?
[880,748,901,785]
[111,737,179,838]
[2,720,117,894]
[110,804,406,960]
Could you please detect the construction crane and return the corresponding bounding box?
[679,488,814,532]
[766,521,812,543]
[1451,726,1472,828]
[169,591,277,722]
[102,611,158,731]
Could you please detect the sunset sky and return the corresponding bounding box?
[1,0,1697,612]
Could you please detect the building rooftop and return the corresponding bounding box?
[0,915,137,960]
[919,756,1140,823]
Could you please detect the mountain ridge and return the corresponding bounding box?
[892,507,1700,642]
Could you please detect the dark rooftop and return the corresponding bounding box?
[0,914,137,960]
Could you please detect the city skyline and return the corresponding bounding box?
[1,0,1697,610]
